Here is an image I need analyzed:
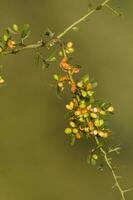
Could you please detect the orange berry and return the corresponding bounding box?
[7,40,15,48]
[76,133,81,139]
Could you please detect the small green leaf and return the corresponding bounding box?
[3,33,9,42]
[46,53,56,62]
[12,24,19,32]
[53,74,59,81]
[92,82,98,88]
[20,24,30,39]
[82,74,89,83]
[91,158,96,166]
[69,134,75,146]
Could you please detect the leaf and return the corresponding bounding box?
[82,74,89,83]
[20,24,30,40]
[3,31,10,42]
[69,134,75,146]
[46,53,56,62]
[92,82,98,88]
[87,155,96,166]
[91,158,96,166]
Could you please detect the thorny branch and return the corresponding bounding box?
[0,0,131,200]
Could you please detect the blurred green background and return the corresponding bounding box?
[0,0,133,199]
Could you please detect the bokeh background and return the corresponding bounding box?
[0,0,133,199]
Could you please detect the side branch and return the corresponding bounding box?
[95,136,126,200]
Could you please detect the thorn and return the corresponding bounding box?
[123,188,133,193]
[112,183,117,190]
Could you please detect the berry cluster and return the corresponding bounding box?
[64,76,114,141]
[53,47,114,144]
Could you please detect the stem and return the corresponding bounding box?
[95,136,126,200]
[1,0,111,56]
[57,0,111,39]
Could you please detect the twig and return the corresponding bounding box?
[57,0,111,39]
[1,0,111,56]
[95,136,126,200]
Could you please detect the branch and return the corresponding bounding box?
[95,136,127,200]
[0,0,111,56]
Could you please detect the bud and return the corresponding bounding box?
[92,154,98,160]
[3,34,9,42]
[93,107,98,113]
[98,131,108,138]
[69,121,76,128]
[7,40,16,48]
[59,51,63,56]
[76,133,81,139]
[100,110,106,115]
[88,121,94,131]
[87,91,94,96]
[81,90,87,97]
[90,113,97,119]
[86,83,93,90]
[94,119,104,127]
[75,110,81,116]
[66,104,72,110]
[93,130,98,135]
[77,81,83,88]
[58,82,63,88]
[67,42,73,48]
[53,74,59,81]
[66,101,74,110]
[87,105,92,111]
[84,127,89,133]
[107,106,114,113]
[0,76,5,84]
[68,47,74,54]
[64,128,72,134]
[12,24,19,32]
[78,117,85,123]
[73,128,78,134]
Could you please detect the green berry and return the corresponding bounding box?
[73,128,78,134]
[77,81,83,88]
[64,128,72,134]
[81,90,87,97]
[3,34,9,42]
[12,24,19,32]
[94,119,104,127]
[92,154,98,160]
[69,121,76,128]
[79,117,85,122]
[53,74,59,81]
